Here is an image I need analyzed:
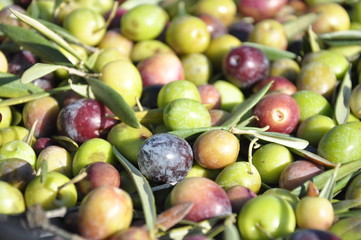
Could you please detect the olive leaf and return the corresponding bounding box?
[158,216,225,240]
[330,216,361,239]
[0,73,44,98]
[86,78,141,129]
[120,0,163,10]
[232,128,309,149]
[334,66,352,125]
[0,85,71,107]
[69,80,94,99]
[291,160,361,196]
[0,24,70,65]
[283,12,319,41]
[221,81,273,128]
[168,126,226,139]
[333,199,361,215]
[135,108,164,125]
[243,42,297,60]
[304,26,323,53]
[319,30,361,46]
[290,147,337,167]
[9,8,85,63]
[51,135,79,153]
[21,63,66,84]
[319,164,340,200]
[156,202,194,232]
[224,215,240,240]
[113,147,157,235]
[38,19,82,45]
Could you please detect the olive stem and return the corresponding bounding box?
[255,223,276,240]
[247,137,259,174]
[25,119,38,145]
[93,1,119,34]
[136,97,144,112]
[57,170,88,196]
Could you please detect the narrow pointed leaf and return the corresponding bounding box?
[319,164,340,200]
[86,78,140,128]
[38,19,82,44]
[0,85,71,107]
[319,30,361,40]
[306,27,323,52]
[222,81,273,128]
[51,135,79,153]
[120,0,162,10]
[284,13,319,41]
[334,67,352,124]
[254,131,309,149]
[0,73,43,98]
[290,147,337,167]
[330,216,361,239]
[168,126,227,139]
[21,63,66,84]
[156,202,194,232]
[9,8,84,63]
[291,160,361,196]
[243,42,296,60]
[0,24,70,65]
[333,199,361,214]
[113,147,157,233]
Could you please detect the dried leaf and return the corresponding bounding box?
[306,181,319,197]
[156,202,194,232]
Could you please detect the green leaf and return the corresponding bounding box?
[120,0,162,10]
[291,160,361,196]
[330,216,361,239]
[334,66,352,125]
[222,81,273,128]
[21,63,66,84]
[305,27,323,52]
[319,164,340,200]
[38,19,82,45]
[52,135,79,153]
[113,147,157,234]
[319,30,361,40]
[233,128,309,149]
[0,73,43,98]
[9,8,85,63]
[290,147,337,168]
[0,24,70,65]
[86,78,141,129]
[284,13,319,41]
[318,30,361,46]
[243,42,297,60]
[333,199,361,214]
[0,85,71,107]
[168,126,226,139]
[224,215,240,240]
